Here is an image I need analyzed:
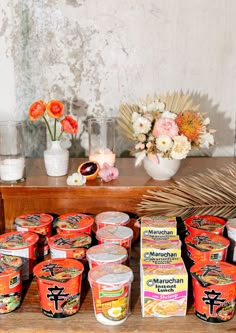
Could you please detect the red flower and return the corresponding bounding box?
[46,100,64,119]
[60,115,78,134]
[28,100,46,121]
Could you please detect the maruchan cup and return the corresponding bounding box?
[54,213,94,236]
[185,215,226,236]
[86,244,128,269]
[88,264,133,325]
[96,226,133,259]
[33,258,84,318]
[14,213,54,256]
[0,254,23,313]
[185,232,229,264]
[190,261,236,323]
[48,233,92,261]
[95,211,130,230]
[0,231,39,280]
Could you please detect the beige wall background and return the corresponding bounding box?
[0,0,235,157]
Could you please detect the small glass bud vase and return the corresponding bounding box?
[0,121,25,183]
[88,117,116,168]
[44,140,69,177]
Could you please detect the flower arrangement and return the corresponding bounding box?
[29,99,78,141]
[118,92,215,166]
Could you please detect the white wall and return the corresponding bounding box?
[0,0,236,156]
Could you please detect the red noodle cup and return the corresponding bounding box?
[185,232,229,264]
[95,211,130,230]
[96,226,133,258]
[54,213,94,236]
[190,261,236,323]
[0,254,23,313]
[86,244,128,269]
[0,231,39,280]
[185,215,226,236]
[48,233,92,261]
[88,264,133,325]
[14,213,53,256]
[33,258,84,318]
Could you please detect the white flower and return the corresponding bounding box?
[203,117,210,126]
[134,151,146,166]
[156,101,165,111]
[66,173,86,186]
[132,111,140,123]
[170,135,191,159]
[135,142,145,150]
[133,116,152,135]
[199,132,214,148]
[161,111,177,119]
[156,135,173,152]
[147,102,158,112]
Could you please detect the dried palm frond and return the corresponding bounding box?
[138,164,236,220]
[117,92,200,141]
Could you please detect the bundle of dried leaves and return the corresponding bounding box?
[138,164,236,220]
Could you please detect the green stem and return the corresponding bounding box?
[54,119,57,141]
[43,115,54,141]
[57,131,63,141]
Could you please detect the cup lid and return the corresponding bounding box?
[0,231,39,249]
[0,254,23,274]
[95,211,130,225]
[185,232,230,251]
[86,244,128,262]
[88,263,133,285]
[190,261,236,286]
[54,213,94,230]
[96,226,133,241]
[15,213,54,227]
[48,233,92,249]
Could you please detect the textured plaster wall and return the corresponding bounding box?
[0,0,236,157]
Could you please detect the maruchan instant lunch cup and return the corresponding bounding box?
[48,233,92,261]
[0,254,23,313]
[54,213,94,236]
[33,258,84,318]
[14,213,54,257]
[95,211,130,230]
[185,215,226,236]
[185,232,229,264]
[86,244,128,269]
[190,261,236,323]
[0,231,39,280]
[96,226,133,258]
[88,264,133,325]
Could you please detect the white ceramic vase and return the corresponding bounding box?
[143,155,181,180]
[44,141,69,176]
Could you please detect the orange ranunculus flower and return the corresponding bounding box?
[60,115,78,134]
[29,100,46,121]
[46,100,64,119]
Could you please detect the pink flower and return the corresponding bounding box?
[152,117,178,139]
[99,163,119,182]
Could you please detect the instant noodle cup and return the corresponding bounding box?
[190,261,236,323]
[14,213,54,256]
[54,213,94,236]
[185,232,229,264]
[226,218,236,263]
[33,258,84,318]
[86,244,128,269]
[0,254,23,314]
[48,233,92,261]
[88,263,133,325]
[96,226,133,259]
[185,215,226,236]
[0,231,39,280]
[95,211,130,230]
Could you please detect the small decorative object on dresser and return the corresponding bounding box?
[118,92,215,180]
[28,99,78,176]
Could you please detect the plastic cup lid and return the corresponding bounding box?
[86,244,128,262]
[54,213,94,230]
[96,226,133,241]
[88,263,133,285]
[0,231,39,249]
[95,211,130,225]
